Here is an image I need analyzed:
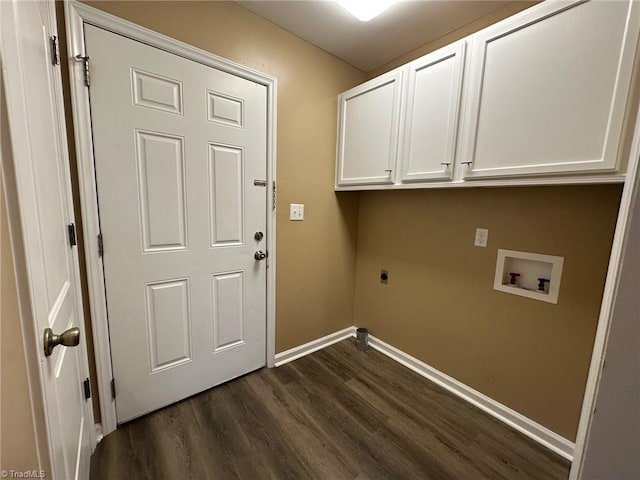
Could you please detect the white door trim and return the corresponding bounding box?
[64,0,278,436]
[569,100,640,479]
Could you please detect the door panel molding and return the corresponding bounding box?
[64,0,277,436]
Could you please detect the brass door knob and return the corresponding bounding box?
[43,327,80,357]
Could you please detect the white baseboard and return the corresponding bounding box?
[92,422,104,454]
[274,326,356,367]
[367,334,575,461]
[273,327,574,460]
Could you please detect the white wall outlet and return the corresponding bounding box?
[290,203,304,221]
[474,228,489,247]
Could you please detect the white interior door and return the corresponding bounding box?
[84,25,268,423]
[1,0,93,478]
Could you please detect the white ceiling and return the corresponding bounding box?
[236,1,519,72]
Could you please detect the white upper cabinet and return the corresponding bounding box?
[336,69,404,186]
[459,0,640,180]
[400,41,466,182]
[335,0,640,190]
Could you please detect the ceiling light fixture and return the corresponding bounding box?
[336,0,399,22]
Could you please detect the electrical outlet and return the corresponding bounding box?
[474,228,489,247]
[290,203,304,221]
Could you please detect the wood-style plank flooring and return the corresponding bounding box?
[91,340,570,479]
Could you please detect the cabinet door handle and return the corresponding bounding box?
[460,161,473,166]
[384,169,393,173]
[440,162,451,166]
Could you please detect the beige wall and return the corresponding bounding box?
[0,78,41,473]
[355,0,623,442]
[78,1,366,352]
[71,0,621,444]
[2,0,623,464]
[354,185,621,440]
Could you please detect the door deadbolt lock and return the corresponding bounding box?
[254,231,264,241]
[43,327,80,357]
[254,250,267,261]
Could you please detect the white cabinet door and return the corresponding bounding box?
[459,0,640,180]
[400,41,466,182]
[336,69,404,186]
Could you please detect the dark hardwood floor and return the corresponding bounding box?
[91,340,570,479]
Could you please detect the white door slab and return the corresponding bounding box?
[0,0,93,477]
[84,24,268,423]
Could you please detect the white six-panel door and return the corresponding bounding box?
[1,0,93,477]
[84,25,268,422]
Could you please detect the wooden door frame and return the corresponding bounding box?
[64,0,278,436]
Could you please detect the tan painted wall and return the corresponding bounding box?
[356,0,623,442]
[3,0,621,463]
[70,1,620,444]
[354,185,621,440]
[77,1,366,353]
[0,81,41,473]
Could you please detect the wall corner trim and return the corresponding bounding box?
[274,327,356,367]
[367,334,575,461]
